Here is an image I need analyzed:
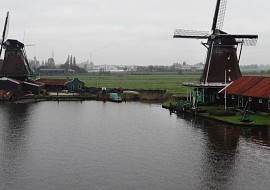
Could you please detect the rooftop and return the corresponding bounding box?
[220,76,270,99]
[36,78,70,86]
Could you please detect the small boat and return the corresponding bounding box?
[109,93,122,103]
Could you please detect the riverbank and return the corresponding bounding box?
[162,101,270,127]
[8,92,270,127]
[8,89,168,104]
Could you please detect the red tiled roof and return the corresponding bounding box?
[220,76,270,99]
[243,77,270,99]
[26,79,45,86]
[225,76,263,95]
[36,78,70,86]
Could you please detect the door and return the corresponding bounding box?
[238,96,243,107]
[71,85,74,92]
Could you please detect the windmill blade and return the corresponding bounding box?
[212,0,221,31]
[233,34,258,46]
[173,29,209,39]
[219,34,258,46]
[2,12,9,40]
[235,38,258,46]
[216,0,227,30]
[212,0,227,31]
[0,11,9,57]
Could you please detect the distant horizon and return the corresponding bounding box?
[30,57,270,68]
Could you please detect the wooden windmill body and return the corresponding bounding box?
[0,12,33,81]
[174,0,258,84]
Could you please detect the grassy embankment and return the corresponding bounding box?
[42,72,200,96]
[200,105,270,126]
[163,103,269,126]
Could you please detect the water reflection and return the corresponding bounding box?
[0,103,32,189]
[176,112,270,189]
[0,102,269,189]
[177,112,270,145]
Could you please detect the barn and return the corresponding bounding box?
[36,78,85,93]
[0,77,44,95]
[219,76,270,112]
[0,77,22,91]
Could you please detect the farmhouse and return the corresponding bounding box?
[36,78,85,93]
[219,76,270,112]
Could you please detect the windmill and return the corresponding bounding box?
[0,12,33,81]
[174,0,258,84]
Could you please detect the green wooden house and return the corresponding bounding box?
[65,78,85,92]
[36,77,85,93]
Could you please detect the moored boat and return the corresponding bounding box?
[109,93,122,102]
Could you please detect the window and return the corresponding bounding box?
[268,100,270,110]
[259,99,262,104]
[78,84,81,89]
[231,95,234,100]
[249,97,252,102]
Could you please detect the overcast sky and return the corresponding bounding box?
[1,0,269,66]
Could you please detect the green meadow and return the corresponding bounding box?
[38,72,270,96]
[42,72,200,95]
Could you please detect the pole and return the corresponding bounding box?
[225,70,227,112]
[187,88,188,101]
[202,88,205,103]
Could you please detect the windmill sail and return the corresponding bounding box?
[0,12,9,57]
[218,34,258,46]
[174,29,209,39]
[215,0,227,30]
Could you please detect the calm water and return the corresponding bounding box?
[0,101,269,190]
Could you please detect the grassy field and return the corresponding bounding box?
[40,72,270,96]
[42,72,200,95]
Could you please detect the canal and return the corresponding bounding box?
[0,101,269,190]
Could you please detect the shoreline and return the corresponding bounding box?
[162,102,270,127]
[3,93,269,127]
[5,89,169,103]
